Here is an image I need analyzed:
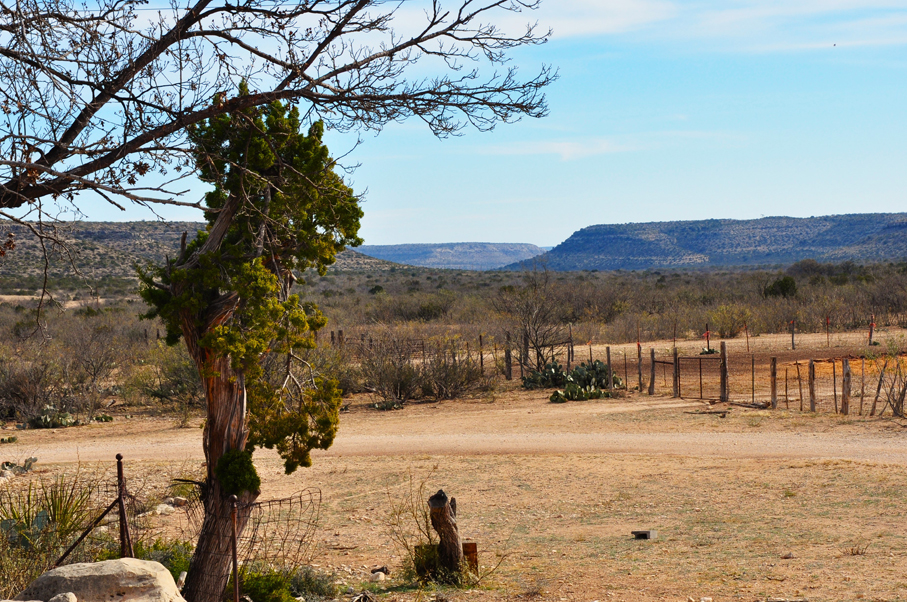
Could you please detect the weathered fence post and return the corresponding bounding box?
[504,333,512,381]
[338,329,344,347]
[796,362,804,411]
[230,495,240,602]
[672,347,680,398]
[637,343,643,393]
[719,342,728,402]
[869,314,875,345]
[116,454,133,559]
[842,358,851,416]
[808,359,816,412]
[648,349,656,395]
[330,330,335,346]
[790,319,796,350]
[606,346,613,391]
[770,357,778,409]
[428,490,463,578]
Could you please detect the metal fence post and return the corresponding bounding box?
[116,454,134,558]
[231,495,240,602]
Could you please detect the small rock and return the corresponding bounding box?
[369,572,385,582]
[48,593,77,602]
[370,566,389,575]
[1,469,15,479]
[700,598,712,602]
[781,552,795,559]
[170,496,189,507]
[155,504,176,515]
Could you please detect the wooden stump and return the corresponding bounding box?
[428,489,464,579]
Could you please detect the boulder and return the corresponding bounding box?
[15,558,185,602]
[48,594,76,602]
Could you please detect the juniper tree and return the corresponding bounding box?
[139,89,362,600]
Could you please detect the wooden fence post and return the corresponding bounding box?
[338,329,344,347]
[719,342,728,402]
[330,330,335,346]
[790,319,796,350]
[637,343,643,393]
[672,347,680,398]
[504,333,512,381]
[842,358,851,416]
[648,349,656,395]
[796,362,804,411]
[808,359,816,412]
[606,346,613,390]
[770,357,777,409]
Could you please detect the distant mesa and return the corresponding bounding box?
[503,213,907,271]
[355,242,545,271]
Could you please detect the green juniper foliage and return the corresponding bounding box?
[139,83,362,474]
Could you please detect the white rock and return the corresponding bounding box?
[154,504,176,515]
[369,572,385,582]
[700,598,713,602]
[14,558,185,602]
[48,593,77,602]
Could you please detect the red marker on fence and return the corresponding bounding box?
[702,326,711,352]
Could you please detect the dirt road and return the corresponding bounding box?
[8,393,905,466]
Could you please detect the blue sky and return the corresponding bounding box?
[76,1,907,247]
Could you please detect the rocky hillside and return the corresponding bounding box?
[0,221,397,294]
[504,213,907,271]
[356,242,544,270]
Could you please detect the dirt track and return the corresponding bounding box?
[8,392,906,466]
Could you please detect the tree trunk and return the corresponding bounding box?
[427,490,463,580]
[180,302,260,602]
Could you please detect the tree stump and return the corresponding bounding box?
[428,489,464,578]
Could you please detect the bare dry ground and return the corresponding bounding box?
[2,330,907,602]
